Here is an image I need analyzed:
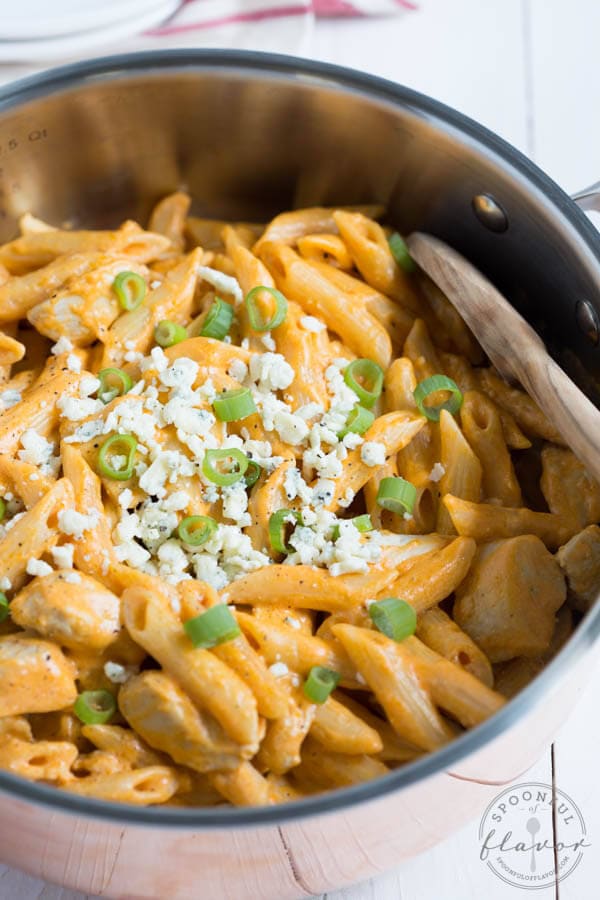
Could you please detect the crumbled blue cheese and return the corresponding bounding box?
[63,419,104,444]
[140,346,168,375]
[26,558,53,577]
[303,447,343,479]
[51,336,74,355]
[18,430,57,474]
[57,509,100,540]
[295,402,324,421]
[312,478,335,507]
[0,577,11,591]
[51,544,75,569]
[156,539,191,584]
[118,488,133,509]
[221,483,251,527]
[284,467,313,504]
[78,375,101,398]
[342,432,364,450]
[114,540,152,568]
[197,265,243,304]
[361,441,387,467]
[261,332,276,351]
[273,410,309,445]
[248,352,294,392]
[338,488,355,509]
[300,315,326,333]
[0,389,21,409]
[269,662,289,677]
[57,395,103,422]
[228,359,248,383]
[66,353,82,373]
[429,462,446,482]
[62,571,81,584]
[104,661,133,684]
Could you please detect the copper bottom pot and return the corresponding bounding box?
[0,50,599,900]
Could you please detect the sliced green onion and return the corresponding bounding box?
[177,515,217,547]
[202,448,249,486]
[368,597,416,641]
[113,271,147,311]
[200,296,234,340]
[352,514,373,533]
[269,509,302,554]
[0,498,5,522]
[303,666,340,704]
[413,375,464,422]
[245,286,288,332]
[184,604,241,649]
[244,460,262,488]
[74,690,116,725]
[97,367,133,404]
[212,387,256,423]
[388,232,417,273]
[0,592,9,624]
[344,359,384,409]
[338,404,375,438]
[332,514,373,541]
[376,476,416,516]
[154,320,187,348]
[97,433,138,481]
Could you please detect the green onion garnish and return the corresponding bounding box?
[202,448,249,486]
[0,498,5,523]
[74,690,116,725]
[269,509,302,554]
[303,666,340,704]
[200,297,234,340]
[97,367,133,404]
[212,387,257,423]
[352,514,373,533]
[245,286,288,332]
[332,514,373,541]
[177,515,217,547]
[344,359,384,409]
[154,320,187,348]
[368,597,416,641]
[376,476,416,516]
[97,433,138,481]
[413,375,463,422]
[244,460,262,488]
[113,271,147,311]
[388,232,417,273]
[184,604,241,649]
[0,592,9,624]
[338,404,375,438]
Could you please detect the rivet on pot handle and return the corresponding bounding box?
[572,181,600,211]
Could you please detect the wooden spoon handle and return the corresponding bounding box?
[408,231,600,483]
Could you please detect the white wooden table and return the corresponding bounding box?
[1,1,599,897]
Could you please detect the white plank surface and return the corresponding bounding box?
[1,2,599,898]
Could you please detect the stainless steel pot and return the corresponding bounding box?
[0,50,599,900]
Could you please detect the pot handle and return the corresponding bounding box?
[572,181,600,211]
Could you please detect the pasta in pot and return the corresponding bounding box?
[0,198,596,807]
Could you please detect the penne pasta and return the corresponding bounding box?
[0,197,585,810]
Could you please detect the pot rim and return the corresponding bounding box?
[0,48,598,830]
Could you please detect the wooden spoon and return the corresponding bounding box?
[407,231,600,483]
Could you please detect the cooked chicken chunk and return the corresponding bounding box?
[454,535,566,662]
[0,635,77,716]
[119,671,248,774]
[556,524,600,613]
[10,572,121,651]
[27,256,148,345]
